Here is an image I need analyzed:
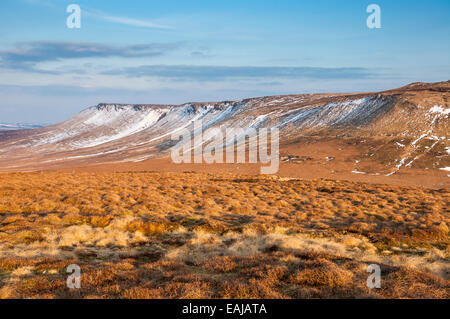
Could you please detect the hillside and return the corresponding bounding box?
[0,82,448,299]
[0,81,448,186]
[0,172,448,298]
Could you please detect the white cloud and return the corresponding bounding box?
[84,8,174,30]
[100,15,174,30]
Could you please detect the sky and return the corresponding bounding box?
[0,0,449,124]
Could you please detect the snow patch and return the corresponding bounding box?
[429,105,450,115]
[412,134,427,146]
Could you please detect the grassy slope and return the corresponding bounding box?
[0,172,448,298]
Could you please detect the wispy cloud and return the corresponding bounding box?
[22,1,174,30]
[99,15,174,30]
[84,8,174,30]
[0,41,180,72]
[101,65,375,81]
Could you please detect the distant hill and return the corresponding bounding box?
[0,123,43,131]
[0,81,448,178]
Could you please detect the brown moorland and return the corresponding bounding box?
[0,172,448,299]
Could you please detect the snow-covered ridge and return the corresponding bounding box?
[28,104,176,149]
[1,87,448,173]
[276,96,390,129]
[0,96,411,152]
[93,103,175,112]
[0,123,43,131]
[62,97,383,149]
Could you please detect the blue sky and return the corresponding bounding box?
[0,0,449,123]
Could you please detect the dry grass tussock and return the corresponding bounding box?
[0,172,448,298]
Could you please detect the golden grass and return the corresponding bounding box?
[0,172,448,298]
